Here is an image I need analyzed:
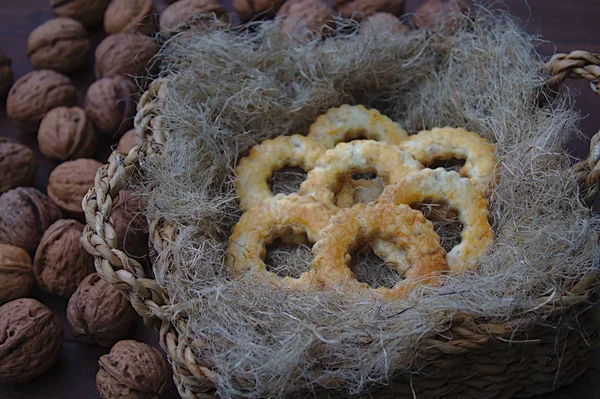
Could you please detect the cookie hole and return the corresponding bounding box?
[352,171,377,180]
[335,171,386,207]
[412,201,463,253]
[268,166,307,196]
[351,176,386,204]
[425,158,466,173]
[264,233,312,279]
[346,134,369,142]
[349,244,401,289]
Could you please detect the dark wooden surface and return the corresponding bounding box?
[0,1,599,398]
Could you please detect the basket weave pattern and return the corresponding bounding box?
[81,52,600,399]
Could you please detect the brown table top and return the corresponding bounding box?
[1,0,599,398]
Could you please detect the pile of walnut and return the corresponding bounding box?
[0,0,468,397]
[229,104,495,298]
[0,0,159,394]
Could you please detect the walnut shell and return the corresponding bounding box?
[333,0,405,18]
[0,50,12,99]
[233,0,284,22]
[67,273,136,347]
[113,190,148,263]
[97,340,172,399]
[413,0,469,29]
[0,298,63,383]
[104,0,157,35]
[6,70,77,132]
[38,106,96,161]
[33,219,94,298]
[27,17,90,74]
[360,12,409,34]
[0,187,62,255]
[47,158,102,219]
[116,128,138,154]
[50,0,111,28]
[0,244,34,305]
[0,137,37,194]
[85,76,137,138]
[160,0,227,34]
[276,0,335,35]
[94,33,158,79]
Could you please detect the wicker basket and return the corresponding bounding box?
[81,50,600,399]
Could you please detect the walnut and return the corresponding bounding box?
[233,0,285,22]
[0,187,62,255]
[413,0,469,29]
[94,33,158,79]
[333,0,405,19]
[0,298,63,383]
[112,190,149,263]
[160,0,227,34]
[97,340,172,399]
[0,244,34,306]
[0,137,37,194]
[85,76,137,137]
[276,0,335,35]
[33,219,94,297]
[107,140,136,163]
[6,70,77,132]
[0,50,12,99]
[38,106,96,161]
[50,0,111,28]
[47,158,102,220]
[27,17,90,74]
[360,12,409,34]
[67,273,136,347]
[116,128,138,154]
[104,0,158,35]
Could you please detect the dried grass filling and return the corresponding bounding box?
[136,7,600,398]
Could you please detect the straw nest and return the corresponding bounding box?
[133,6,600,398]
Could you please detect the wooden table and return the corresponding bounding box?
[1,1,598,398]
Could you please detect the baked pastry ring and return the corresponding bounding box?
[312,202,448,299]
[308,105,409,207]
[399,127,496,195]
[307,104,408,149]
[377,168,493,272]
[298,140,423,209]
[234,135,325,211]
[226,194,334,288]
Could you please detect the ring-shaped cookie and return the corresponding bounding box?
[298,140,423,209]
[308,105,409,207]
[312,202,448,299]
[399,127,496,195]
[226,194,334,289]
[307,104,408,149]
[235,135,325,211]
[377,168,493,272]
